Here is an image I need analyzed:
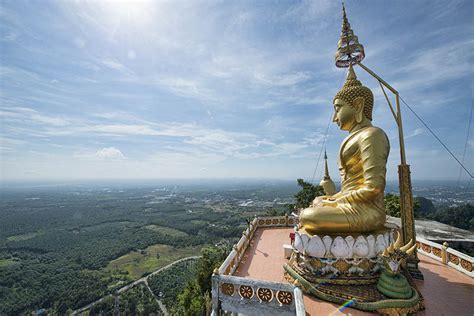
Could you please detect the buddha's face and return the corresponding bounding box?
[333,98,357,131]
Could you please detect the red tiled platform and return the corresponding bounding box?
[234,227,474,315]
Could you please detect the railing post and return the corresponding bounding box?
[212,269,220,314]
[294,287,306,316]
[442,242,449,265]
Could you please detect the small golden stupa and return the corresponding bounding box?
[319,151,336,196]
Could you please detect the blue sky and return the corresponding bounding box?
[0,0,473,181]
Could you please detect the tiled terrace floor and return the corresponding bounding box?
[234,227,474,315]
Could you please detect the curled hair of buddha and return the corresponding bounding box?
[333,64,374,121]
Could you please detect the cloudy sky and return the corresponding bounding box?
[0,0,473,182]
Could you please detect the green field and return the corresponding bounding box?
[7,232,39,241]
[144,225,188,237]
[104,243,200,279]
[0,258,17,268]
[190,220,207,225]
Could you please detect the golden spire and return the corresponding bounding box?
[335,3,365,68]
[319,150,337,195]
[342,63,363,88]
[323,151,330,180]
[347,63,356,80]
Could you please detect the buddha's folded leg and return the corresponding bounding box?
[300,205,352,234]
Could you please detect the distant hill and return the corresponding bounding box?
[426,204,474,231]
[387,216,474,241]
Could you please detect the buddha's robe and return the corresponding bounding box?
[300,126,390,233]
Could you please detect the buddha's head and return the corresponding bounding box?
[332,64,374,131]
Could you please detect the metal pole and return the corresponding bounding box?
[395,94,407,165]
[358,62,397,94]
[357,62,423,279]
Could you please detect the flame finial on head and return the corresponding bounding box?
[335,3,365,68]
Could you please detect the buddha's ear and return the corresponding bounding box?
[353,97,365,123]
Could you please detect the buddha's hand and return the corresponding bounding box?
[312,195,328,206]
[311,195,337,207]
[312,195,336,206]
[320,197,338,207]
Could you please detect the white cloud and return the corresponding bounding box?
[1,32,17,42]
[1,107,70,127]
[127,50,136,60]
[94,147,126,160]
[1,104,329,164]
[0,136,26,146]
[89,124,161,136]
[406,128,424,139]
[31,114,69,127]
[0,136,26,152]
[157,77,216,101]
[253,71,312,86]
[1,1,472,181]
[102,58,126,71]
[394,40,473,92]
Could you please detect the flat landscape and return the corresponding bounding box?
[0,179,472,315]
[0,179,296,315]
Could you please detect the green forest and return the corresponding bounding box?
[384,194,474,230]
[147,259,198,312]
[0,184,289,315]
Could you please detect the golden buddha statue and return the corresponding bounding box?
[300,65,390,234]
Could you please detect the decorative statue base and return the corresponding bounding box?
[288,224,397,284]
[284,229,424,314]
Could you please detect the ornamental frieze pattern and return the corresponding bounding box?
[460,259,473,272]
[257,287,273,302]
[220,281,295,307]
[221,283,235,296]
[421,244,431,253]
[239,285,254,299]
[432,247,442,258]
[276,290,293,305]
[449,254,460,265]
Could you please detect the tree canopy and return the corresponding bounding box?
[427,204,474,231]
[293,179,325,210]
[384,194,420,218]
[175,246,229,315]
